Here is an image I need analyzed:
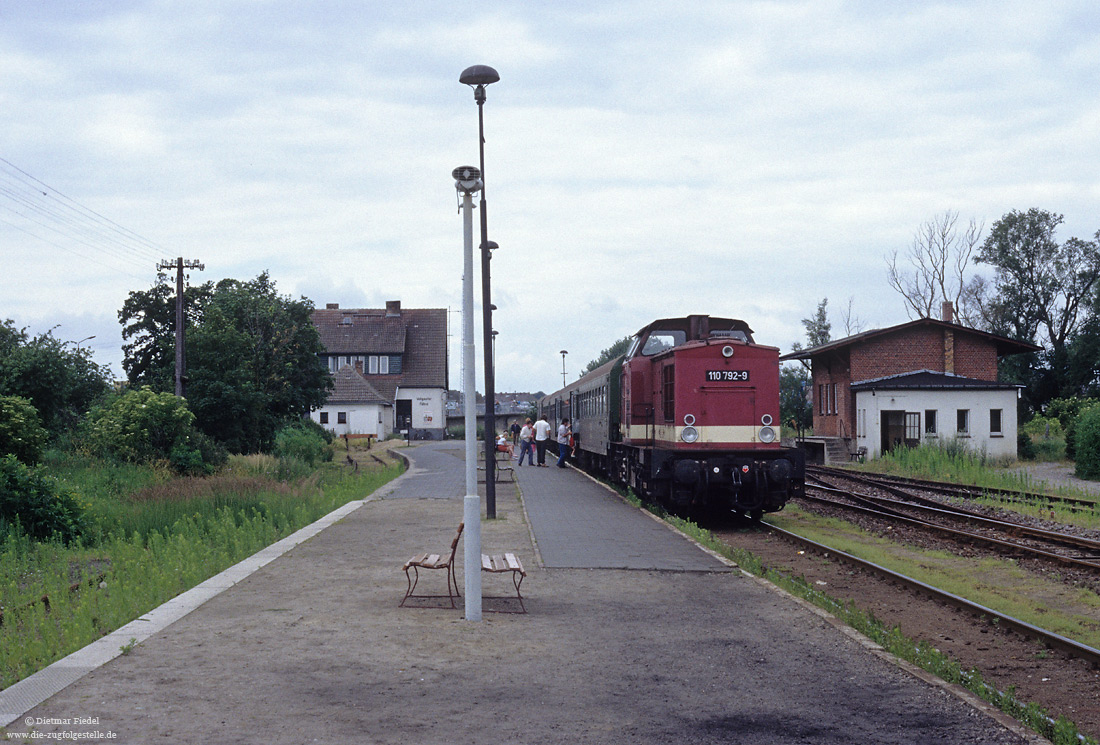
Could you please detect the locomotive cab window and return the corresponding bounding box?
[641,330,685,356]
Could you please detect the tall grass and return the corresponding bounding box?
[0,451,402,690]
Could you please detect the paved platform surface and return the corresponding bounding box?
[0,441,1040,744]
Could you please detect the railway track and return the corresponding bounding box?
[803,470,1100,575]
[807,464,1100,512]
[755,522,1100,669]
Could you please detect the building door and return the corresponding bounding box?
[880,410,906,453]
[396,399,412,432]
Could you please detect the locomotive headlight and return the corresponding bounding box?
[761,414,773,426]
[722,345,735,358]
[681,426,699,443]
[758,426,776,443]
[684,414,696,426]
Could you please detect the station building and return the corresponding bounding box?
[310,301,448,441]
[780,303,1040,463]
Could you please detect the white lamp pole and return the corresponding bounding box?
[454,165,483,621]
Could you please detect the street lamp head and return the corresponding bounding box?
[452,165,482,195]
[459,65,500,86]
[460,65,499,104]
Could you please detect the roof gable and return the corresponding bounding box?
[779,318,1040,361]
[850,369,1020,391]
[311,304,448,391]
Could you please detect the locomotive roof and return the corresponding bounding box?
[636,315,754,339]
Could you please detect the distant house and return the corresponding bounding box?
[310,301,448,440]
[780,303,1039,462]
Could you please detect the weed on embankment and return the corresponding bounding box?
[0,450,402,690]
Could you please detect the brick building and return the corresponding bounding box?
[781,304,1039,462]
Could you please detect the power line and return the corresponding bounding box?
[0,157,169,272]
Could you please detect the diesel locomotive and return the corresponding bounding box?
[540,314,805,518]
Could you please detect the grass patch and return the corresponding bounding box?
[0,452,402,691]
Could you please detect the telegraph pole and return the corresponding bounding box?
[157,257,204,397]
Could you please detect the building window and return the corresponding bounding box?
[818,385,824,416]
[320,412,329,424]
[990,409,1003,436]
[368,356,378,374]
[905,412,920,443]
[830,383,838,415]
[338,412,348,425]
[956,409,969,435]
[857,408,865,438]
[379,355,389,374]
[925,410,937,435]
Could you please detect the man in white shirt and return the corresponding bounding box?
[533,414,552,467]
[556,417,572,468]
[517,418,535,466]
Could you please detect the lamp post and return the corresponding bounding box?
[459,64,500,519]
[560,350,568,388]
[454,165,483,622]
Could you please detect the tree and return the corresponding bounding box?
[788,298,831,370]
[119,273,332,453]
[119,276,213,390]
[973,209,1100,402]
[0,320,111,435]
[780,364,812,433]
[887,211,984,322]
[585,336,633,374]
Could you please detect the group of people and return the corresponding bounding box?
[497,415,573,468]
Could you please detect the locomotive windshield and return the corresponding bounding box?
[640,330,686,356]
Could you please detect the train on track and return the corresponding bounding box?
[540,314,805,518]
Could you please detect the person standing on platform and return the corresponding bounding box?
[556,417,572,468]
[533,413,552,467]
[517,418,535,466]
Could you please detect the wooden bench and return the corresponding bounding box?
[477,449,516,483]
[399,523,463,608]
[481,552,527,613]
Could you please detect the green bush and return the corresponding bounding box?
[0,454,86,542]
[82,387,225,475]
[1017,431,1037,461]
[1073,407,1100,480]
[0,395,48,464]
[1020,415,1063,440]
[1047,397,1100,461]
[273,421,333,467]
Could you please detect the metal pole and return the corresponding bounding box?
[456,168,483,622]
[476,90,497,519]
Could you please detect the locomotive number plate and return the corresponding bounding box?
[705,370,750,382]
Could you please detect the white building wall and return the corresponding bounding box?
[310,403,391,439]
[854,388,1018,460]
[398,387,445,433]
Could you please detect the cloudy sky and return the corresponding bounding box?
[2,1,1098,395]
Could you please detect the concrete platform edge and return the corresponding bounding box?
[0,494,378,728]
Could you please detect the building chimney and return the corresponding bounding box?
[326,303,339,309]
[354,360,364,374]
[941,301,954,323]
[385,300,401,317]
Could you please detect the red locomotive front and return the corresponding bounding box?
[617,315,804,517]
